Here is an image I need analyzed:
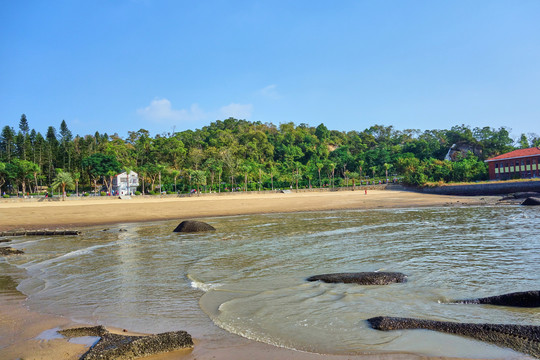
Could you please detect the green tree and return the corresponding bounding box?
[19,114,29,135]
[52,170,75,200]
[0,162,6,192]
[518,134,530,149]
[1,126,15,161]
[81,153,122,195]
[192,169,206,195]
[9,159,39,195]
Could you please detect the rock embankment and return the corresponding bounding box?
[456,290,540,308]
[59,325,193,360]
[367,316,540,358]
[307,272,407,285]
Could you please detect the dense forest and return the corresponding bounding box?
[1,114,539,196]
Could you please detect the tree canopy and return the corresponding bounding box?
[0,115,536,195]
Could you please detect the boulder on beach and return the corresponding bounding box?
[59,325,193,360]
[521,197,540,206]
[455,290,540,308]
[173,220,216,233]
[367,316,540,358]
[307,272,407,285]
[0,247,24,256]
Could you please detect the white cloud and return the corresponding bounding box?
[137,98,253,125]
[259,84,280,99]
[137,98,205,122]
[219,103,253,119]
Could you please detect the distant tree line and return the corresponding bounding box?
[1,114,539,196]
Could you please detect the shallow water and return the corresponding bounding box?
[2,206,539,358]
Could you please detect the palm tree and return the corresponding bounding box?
[317,162,323,188]
[358,160,365,181]
[370,166,377,181]
[52,171,74,201]
[329,162,336,189]
[383,163,391,182]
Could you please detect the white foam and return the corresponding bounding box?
[188,274,220,292]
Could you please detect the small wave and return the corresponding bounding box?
[187,274,221,292]
[25,243,114,271]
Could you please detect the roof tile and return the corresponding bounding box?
[486,147,540,162]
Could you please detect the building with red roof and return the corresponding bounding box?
[485,147,540,180]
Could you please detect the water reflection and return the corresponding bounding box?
[1,206,539,358]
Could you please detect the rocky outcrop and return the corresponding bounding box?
[59,325,193,360]
[513,192,540,199]
[59,325,108,337]
[173,220,215,233]
[456,290,540,308]
[307,272,407,285]
[0,247,24,255]
[522,197,540,206]
[444,143,483,161]
[367,316,540,358]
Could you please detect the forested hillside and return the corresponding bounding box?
[1,115,538,195]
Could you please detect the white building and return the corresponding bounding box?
[112,170,139,196]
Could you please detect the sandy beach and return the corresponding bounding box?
[0,190,502,360]
[0,189,493,231]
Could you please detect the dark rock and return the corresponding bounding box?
[0,247,24,255]
[521,197,540,206]
[59,325,108,337]
[173,220,216,233]
[456,290,540,308]
[367,316,540,358]
[59,325,193,360]
[0,239,11,243]
[119,229,128,232]
[513,192,540,199]
[307,272,407,285]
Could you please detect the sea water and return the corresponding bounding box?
[2,206,539,358]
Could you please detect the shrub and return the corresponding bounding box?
[134,191,141,196]
[100,191,107,196]
[2,194,10,198]
[83,193,90,197]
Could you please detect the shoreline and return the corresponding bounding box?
[0,189,497,231]
[0,190,508,360]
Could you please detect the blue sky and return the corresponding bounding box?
[1,1,539,140]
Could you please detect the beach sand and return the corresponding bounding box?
[0,190,501,360]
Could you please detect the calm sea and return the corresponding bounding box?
[2,206,539,358]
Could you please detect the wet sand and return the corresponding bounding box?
[0,190,502,360]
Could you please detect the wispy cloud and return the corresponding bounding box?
[137,98,253,124]
[219,103,253,119]
[137,98,205,122]
[259,84,280,99]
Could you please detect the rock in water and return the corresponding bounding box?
[0,247,24,255]
[521,197,540,206]
[367,316,540,358]
[173,220,216,233]
[306,272,407,285]
[456,290,540,308]
[59,326,193,360]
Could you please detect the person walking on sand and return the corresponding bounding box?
[365,189,367,195]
